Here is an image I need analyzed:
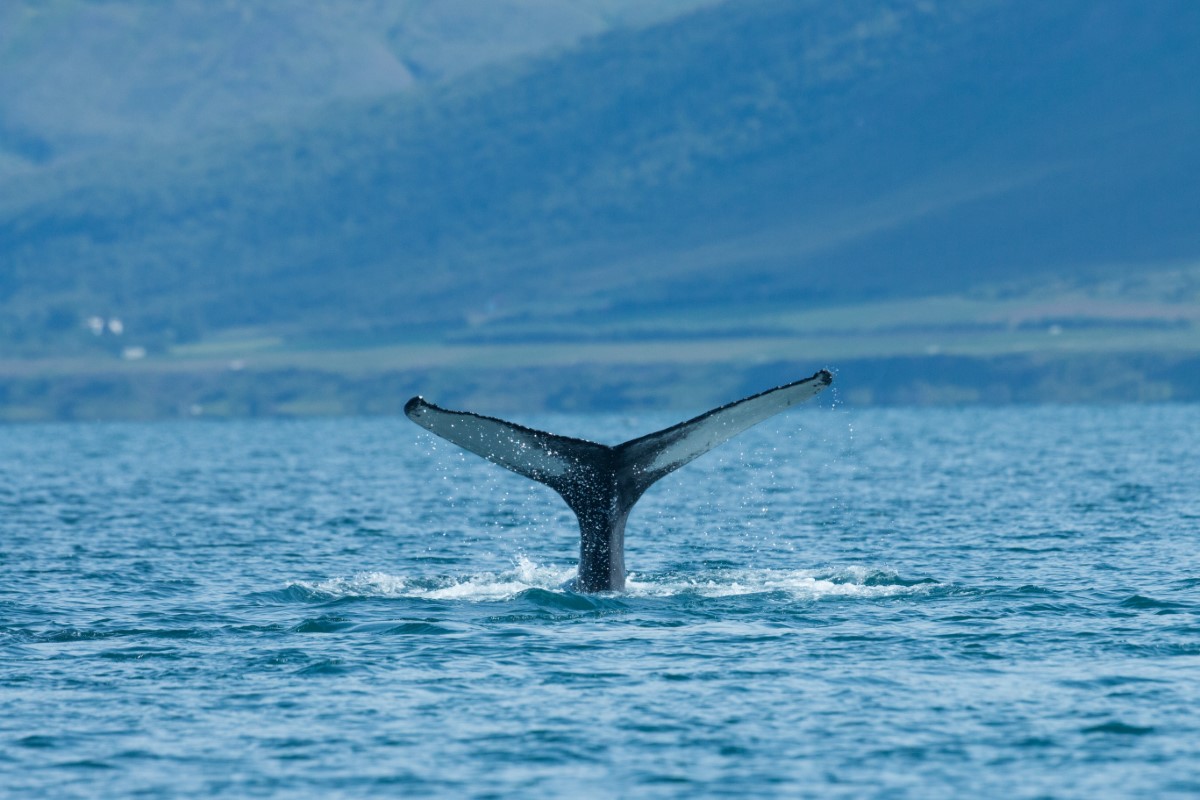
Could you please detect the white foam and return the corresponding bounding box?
[624,566,937,600]
[291,556,574,601]
[288,560,940,603]
[299,571,412,597]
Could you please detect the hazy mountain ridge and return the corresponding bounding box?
[0,0,716,172]
[9,0,1196,349]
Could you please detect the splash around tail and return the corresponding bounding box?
[406,370,833,591]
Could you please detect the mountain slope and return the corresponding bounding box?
[0,0,716,172]
[2,0,1198,350]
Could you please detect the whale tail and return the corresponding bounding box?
[405,369,832,590]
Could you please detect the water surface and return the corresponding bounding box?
[2,405,1199,797]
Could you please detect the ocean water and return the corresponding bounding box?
[2,403,1199,798]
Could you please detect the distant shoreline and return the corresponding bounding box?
[3,349,1197,423]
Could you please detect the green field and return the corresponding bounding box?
[4,277,1199,422]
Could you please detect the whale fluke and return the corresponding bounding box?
[405,369,832,591]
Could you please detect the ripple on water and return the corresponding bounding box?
[6,407,1200,798]
[1081,721,1156,736]
[1118,594,1190,612]
[293,658,353,677]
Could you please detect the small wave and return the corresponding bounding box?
[624,565,943,600]
[281,559,942,603]
[54,759,117,770]
[290,616,353,633]
[287,557,576,602]
[293,658,352,676]
[15,735,60,749]
[1081,720,1155,736]
[34,626,212,643]
[1118,594,1187,611]
[96,646,179,661]
[380,621,467,635]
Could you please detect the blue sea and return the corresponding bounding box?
[3,403,1199,798]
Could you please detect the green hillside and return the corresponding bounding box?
[2,0,1199,418]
